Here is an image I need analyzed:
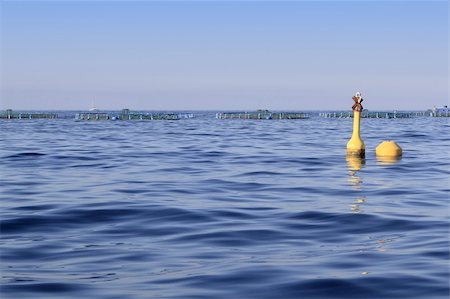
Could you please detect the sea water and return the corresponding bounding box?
[1,113,449,299]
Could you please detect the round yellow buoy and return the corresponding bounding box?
[376,141,402,157]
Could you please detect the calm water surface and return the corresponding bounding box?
[1,113,449,299]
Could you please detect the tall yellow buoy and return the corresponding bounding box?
[347,92,365,158]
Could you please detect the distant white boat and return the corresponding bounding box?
[430,105,449,117]
[88,99,99,111]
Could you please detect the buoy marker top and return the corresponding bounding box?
[352,92,364,112]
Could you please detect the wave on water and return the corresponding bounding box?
[0,115,448,299]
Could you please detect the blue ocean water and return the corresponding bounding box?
[1,113,449,299]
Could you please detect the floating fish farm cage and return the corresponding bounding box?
[75,109,194,121]
[429,112,450,117]
[216,110,309,120]
[0,109,58,120]
[319,111,420,119]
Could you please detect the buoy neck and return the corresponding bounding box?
[352,110,361,138]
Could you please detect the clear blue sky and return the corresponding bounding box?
[1,0,448,110]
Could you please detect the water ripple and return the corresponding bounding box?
[0,115,448,299]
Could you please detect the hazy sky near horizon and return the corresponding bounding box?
[1,0,448,110]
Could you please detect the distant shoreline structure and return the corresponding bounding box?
[430,105,449,117]
[1,106,448,120]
